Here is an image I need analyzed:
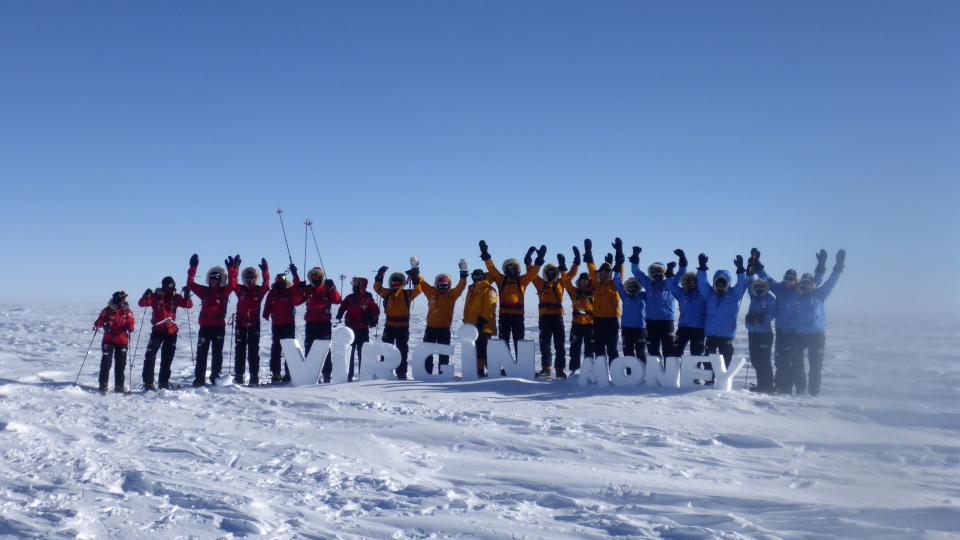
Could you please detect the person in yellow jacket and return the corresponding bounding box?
[561,244,594,376]
[418,259,468,374]
[478,240,542,354]
[531,251,579,378]
[587,238,623,362]
[463,268,498,377]
[373,258,422,380]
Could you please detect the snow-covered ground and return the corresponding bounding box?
[1,303,958,539]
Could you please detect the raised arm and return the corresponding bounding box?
[817,249,845,300]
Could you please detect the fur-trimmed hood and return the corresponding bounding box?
[682,271,698,291]
[352,277,368,291]
[712,269,732,290]
[542,263,560,279]
[206,266,227,286]
[307,267,325,284]
[501,258,521,274]
[648,262,666,274]
[434,273,453,286]
[388,272,406,287]
[241,266,259,281]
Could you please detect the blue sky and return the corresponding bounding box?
[1,1,957,315]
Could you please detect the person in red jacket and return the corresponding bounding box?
[138,276,193,390]
[187,253,239,386]
[335,276,381,381]
[232,259,270,386]
[93,291,135,393]
[263,264,304,383]
[300,266,343,383]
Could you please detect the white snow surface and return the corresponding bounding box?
[1,304,958,539]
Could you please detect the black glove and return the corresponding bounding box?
[734,255,745,273]
[572,246,581,267]
[460,270,469,278]
[225,255,234,268]
[816,249,828,274]
[324,279,336,289]
[697,253,708,271]
[524,246,536,266]
[406,266,420,280]
[666,262,676,278]
[834,249,846,272]
[629,246,641,265]
[375,265,387,281]
[604,253,614,265]
[674,249,688,268]
[259,258,268,273]
[557,253,567,272]
[234,254,241,268]
[288,263,299,279]
[189,254,199,268]
[534,245,547,266]
[612,238,624,266]
[142,288,152,299]
[181,286,192,299]
[583,239,594,264]
[479,240,491,261]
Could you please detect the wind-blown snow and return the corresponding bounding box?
[1,304,958,538]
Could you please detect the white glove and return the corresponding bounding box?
[409,256,419,268]
[458,259,468,271]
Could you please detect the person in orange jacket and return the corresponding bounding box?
[93,291,135,393]
[478,240,540,355]
[463,267,498,377]
[531,249,578,378]
[561,246,594,377]
[418,259,468,374]
[373,258,422,380]
[590,238,624,362]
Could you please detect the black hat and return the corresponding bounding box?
[162,276,176,289]
[784,269,798,280]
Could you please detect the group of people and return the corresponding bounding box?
[92,240,845,396]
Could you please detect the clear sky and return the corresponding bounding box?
[1,1,957,316]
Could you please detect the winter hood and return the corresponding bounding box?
[501,258,521,274]
[207,266,227,286]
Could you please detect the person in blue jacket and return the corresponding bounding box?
[615,268,647,363]
[753,248,826,394]
[696,253,748,371]
[786,249,845,396]
[629,245,677,359]
[670,248,707,357]
[744,267,777,393]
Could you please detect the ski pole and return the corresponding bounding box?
[229,313,236,382]
[303,219,310,272]
[129,305,147,385]
[185,306,195,365]
[74,328,99,385]
[307,221,327,274]
[339,273,345,293]
[744,360,750,390]
[276,208,294,266]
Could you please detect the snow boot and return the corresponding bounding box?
[556,370,567,379]
[536,367,553,379]
[192,379,205,387]
[233,375,244,385]
[143,383,157,391]
[98,384,109,394]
